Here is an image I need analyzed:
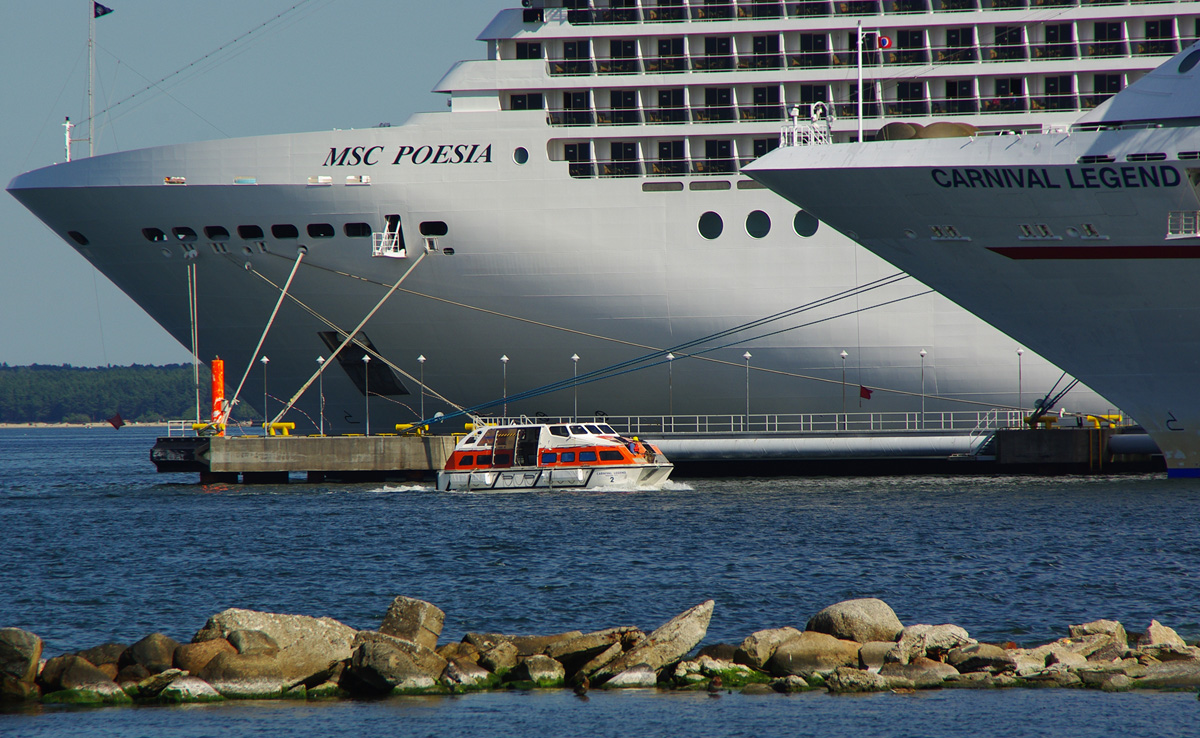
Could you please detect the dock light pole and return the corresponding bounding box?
[362,354,371,436]
[417,355,426,421]
[260,356,269,432]
[571,354,580,420]
[919,349,927,430]
[1017,348,1025,418]
[666,353,675,417]
[840,350,848,417]
[743,351,752,429]
[316,356,325,436]
[501,355,509,418]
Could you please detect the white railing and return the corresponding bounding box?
[1167,211,1200,240]
[780,101,833,147]
[372,232,406,258]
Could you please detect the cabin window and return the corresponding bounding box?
[272,224,299,239]
[698,212,724,240]
[579,451,598,462]
[170,227,196,242]
[794,210,820,237]
[561,452,576,463]
[307,223,335,238]
[582,424,601,434]
[570,425,588,434]
[511,93,545,110]
[494,454,512,465]
[238,225,265,240]
[143,228,168,243]
[599,424,617,434]
[459,455,474,466]
[344,222,372,238]
[476,454,492,465]
[516,41,542,60]
[204,226,230,241]
[746,211,771,239]
[549,425,570,437]
[480,429,497,445]
[541,453,558,464]
[753,139,779,159]
[68,231,89,246]
[420,221,449,237]
[599,450,624,461]
[514,147,530,165]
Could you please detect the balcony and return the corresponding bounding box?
[549,59,595,76]
[693,3,736,20]
[987,45,1029,61]
[646,106,690,124]
[930,96,979,115]
[740,104,787,121]
[647,158,690,176]
[597,58,641,75]
[1085,41,1128,58]
[692,158,737,174]
[1031,93,1078,111]
[933,45,980,63]
[644,55,689,73]
[692,105,737,122]
[885,48,932,64]
[981,96,1029,112]
[789,52,833,68]
[1034,42,1078,59]
[599,159,643,177]
[595,108,643,125]
[644,6,687,22]
[548,110,596,126]
[740,53,784,69]
[693,55,737,71]
[1135,39,1181,56]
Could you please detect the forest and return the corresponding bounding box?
[0,364,259,424]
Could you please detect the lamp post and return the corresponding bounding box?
[417,355,426,421]
[919,349,927,430]
[1017,348,1024,418]
[666,353,675,417]
[260,355,269,433]
[840,350,848,418]
[362,354,371,436]
[500,355,509,418]
[316,356,325,436]
[743,351,752,428]
[571,354,580,419]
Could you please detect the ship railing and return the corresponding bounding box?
[372,231,406,259]
[780,101,833,147]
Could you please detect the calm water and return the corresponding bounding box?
[2,426,1199,736]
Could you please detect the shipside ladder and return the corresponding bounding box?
[373,214,406,258]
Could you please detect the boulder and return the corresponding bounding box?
[229,630,280,655]
[575,642,624,677]
[57,656,117,692]
[42,679,132,705]
[946,644,1016,674]
[593,600,714,682]
[736,627,803,670]
[509,655,566,687]
[825,666,889,693]
[697,643,739,662]
[1069,620,1127,648]
[194,608,357,682]
[1134,661,1200,689]
[771,674,810,693]
[1138,644,1200,662]
[944,671,998,689]
[464,631,584,657]
[115,663,151,688]
[436,641,480,664]
[159,675,225,704]
[1025,669,1082,688]
[75,642,127,668]
[741,682,775,695]
[346,631,448,695]
[0,628,43,701]
[858,642,894,673]
[604,663,658,689]
[197,651,287,698]
[806,599,903,644]
[1139,620,1188,649]
[441,658,494,690]
[767,631,861,676]
[175,639,236,673]
[136,668,187,698]
[889,624,974,664]
[478,641,520,675]
[879,656,959,688]
[1045,649,1089,670]
[39,655,128,705]
[120,633,180,674]
[544,628,639,675]
[1053,634,1119,659]
[379,596,445,651]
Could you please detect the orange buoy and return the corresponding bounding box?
[211,357,226,436]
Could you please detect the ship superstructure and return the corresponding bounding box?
[9,1,1198,433]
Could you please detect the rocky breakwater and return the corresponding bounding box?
[3,596,1200,706]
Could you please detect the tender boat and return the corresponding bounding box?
[438,422,673,491]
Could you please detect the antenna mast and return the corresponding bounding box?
[88,0,96,157]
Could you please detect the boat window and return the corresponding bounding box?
[579,451,598,462]
[143,228,168,243]
[480,429,496,445]
[513,147,530,165]
[476,454,492,465]
[67,231,89,246]
[344,223,372,238]
[698,212,723,240]
[459,455,474,466]
[494,453,512,465]
[204,226,230,241]
[746,211,771,239]
[272,224,300,239]
[599,450,623,461]
[598,424,617,434]
[794,210,820,237]
[541,453,558,464]
[585,424,604,434]
[420,221,449,237]
[570,425,588,435]
[307,223,335,238]
[561,452,576,463]
[173,227,198,242]
[238,225,265,240]
[549,425,570,437]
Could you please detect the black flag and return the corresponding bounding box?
[94,2,114,18]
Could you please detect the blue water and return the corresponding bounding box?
[3,427,1199,737]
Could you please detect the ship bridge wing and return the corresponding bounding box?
[1077,41,1200,128]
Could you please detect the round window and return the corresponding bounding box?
[1180,49,1200,74]
[698,212,724,240]
[514,147,530,165]
[746,211,771,239]
[793,210,820,238]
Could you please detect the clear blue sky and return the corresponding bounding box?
[1,0,508,366]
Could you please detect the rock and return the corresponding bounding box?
[1098,673,1132,692]
[576,642,624,678]
[767,631,861,676]
[0,628,43,701]
[436,642,480,664]
[741,682,775,695]
[509,655,565,687]
[1139,644,1200,662]
[858,642,894,673]
[346,631,448,695]
[1010,651,1047,677]
[42,680,132,705]
[1045,649,1089,670]
[228,630,280,655]
[879,656,959,688]
[1139,620,1188,649]
[478,641,520,675]
[736,627,803,670]
[158,675,225,704]
[115,663,151,688]
[806,599,903,644]
[825,666,890,693]
[881,675,917,691]
[96,663,119,681]
[593,600,714,682]
[697,656,756,680]
[1087,639,1129,663]
[136,668,187,698]
[441,658,495,690]
[175,639,236,673]
[1134,661,1200,689]
[379,596,445,651]
[943,671,997,689]
[1070,620,1127,648]
[545,628,639,676]
[464,631,584,658]
[120,633,180,674]
[889,624,974,664]
[75,642,126,668]
[946,644,1017,674]
[197,651,287,698]
[58,656,117,692]
[697,643,739,662]
[1054,634,1119,659]
[604,663,658,688]
[194,608,357,682]
[770,674,809,693]
[38,655,128,705]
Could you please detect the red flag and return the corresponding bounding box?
[859,386,873,400]
[107,413,125,429]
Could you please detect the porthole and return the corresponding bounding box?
[67,231,89,246]
[237,225,264,240]
[746,211,771,239]
[514,147,530,165]
[419,221,449,237]
[344,222,372,238]
[272,224,299,239]
[204,226,230,241]
[307,223,335,238]
[698,212,723,240]
[142,227,168,243]
[793,210,819,238]
[1180,49,1200,74]
[173,227,198,242]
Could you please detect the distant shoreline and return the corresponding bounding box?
[0,422,170,429]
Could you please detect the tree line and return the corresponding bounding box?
[0,364,260,424]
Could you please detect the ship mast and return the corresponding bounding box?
[88,0,95,157]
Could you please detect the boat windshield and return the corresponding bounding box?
[585,424,604,434]
[569,425,588,435]
[548,425,570,437]
[598,424,617,434]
